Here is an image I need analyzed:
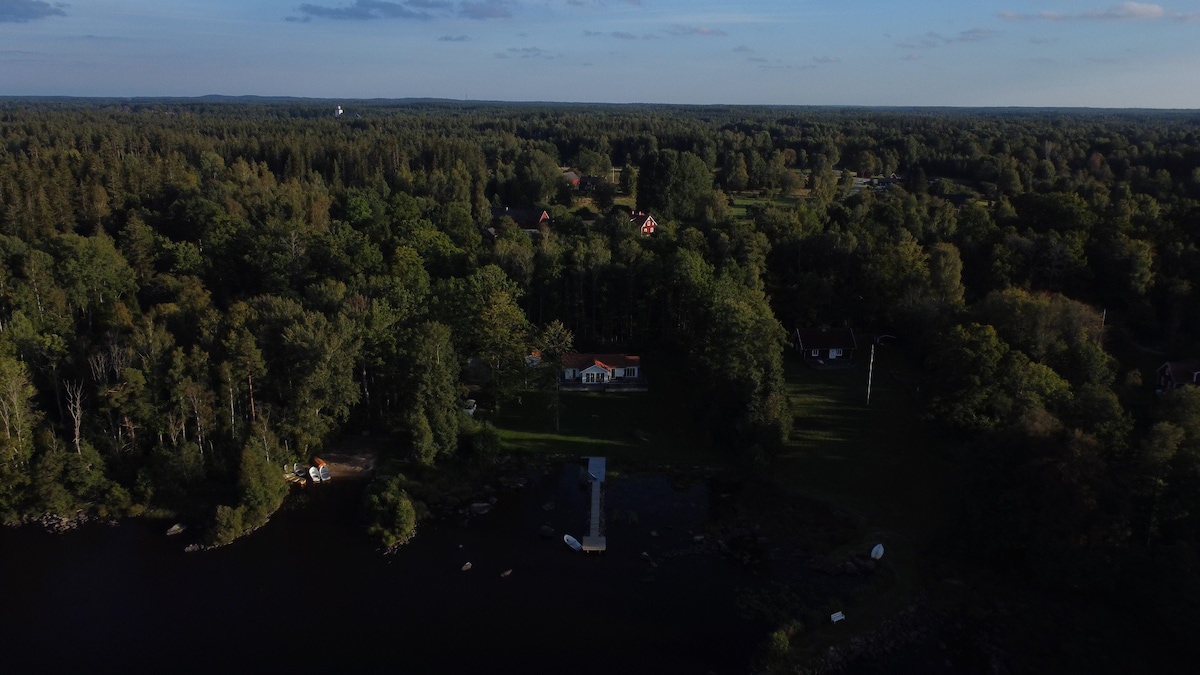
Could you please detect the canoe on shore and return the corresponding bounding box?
[564,534,582,552]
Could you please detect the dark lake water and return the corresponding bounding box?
[1,463,770,674]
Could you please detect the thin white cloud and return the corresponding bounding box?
[754,59,816,71]
[292,0,447,20]
[898,28,996,51]
[0,0,66,22]
[290,0,499,20]
[666,24,727,37]
[999,2,1199,22]
[1092,1,1167,18]
[957,28,996,42]
[460,0,514,19]
[566,0,641,7]
[495,46,560,59]
[584,30,656,40]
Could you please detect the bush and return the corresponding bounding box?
[767,628,791,658]
[364,475,418,548]
[209,504,245,547]
[460,420,500,467]
[236,441,289,530]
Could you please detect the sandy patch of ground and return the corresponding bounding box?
[316,451,378,480]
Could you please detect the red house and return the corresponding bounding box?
[1158,360,1200,390]
[630,211,657,236]
[795,327,858,365]
[491,206,550,229]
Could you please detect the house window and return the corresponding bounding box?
[811,350,819,357]
[831,349,842,358]
[627,367,637,378]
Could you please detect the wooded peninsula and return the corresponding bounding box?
[1,99,1198,671]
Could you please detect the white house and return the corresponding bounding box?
[561,354,641,384]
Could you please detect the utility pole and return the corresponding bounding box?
[866,343,875,406]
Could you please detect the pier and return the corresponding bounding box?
[581,456,607,552]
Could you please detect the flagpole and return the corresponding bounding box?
[866,343,875,406]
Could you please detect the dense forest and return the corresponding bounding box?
[2,99,1200,665]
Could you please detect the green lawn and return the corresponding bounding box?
[777,346,954,541]
[728,191,808,218]
[491,353,727,467]
[490,346,954,537]
[771,345,964,661]
[491,344,960,661]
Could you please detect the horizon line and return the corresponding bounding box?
[0,95,1198,112]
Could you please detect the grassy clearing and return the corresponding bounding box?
[777,346,953,539]
[771,345,962,660]
[489,343,959,663]
[491,353,727,467]
[728,192,807,218]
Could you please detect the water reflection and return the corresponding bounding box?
[0,463,768,674]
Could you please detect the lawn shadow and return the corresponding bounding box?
[492,353,726,467]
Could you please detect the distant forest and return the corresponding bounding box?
[1,101,1200,630]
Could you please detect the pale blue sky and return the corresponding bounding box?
[1,0,1198,106]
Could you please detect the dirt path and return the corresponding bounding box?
[316,451,378,481]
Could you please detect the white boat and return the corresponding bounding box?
[564,534,582,552]
[318,465,331,482]
[309,466,321,482]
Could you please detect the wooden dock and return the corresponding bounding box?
[581,456,607,552]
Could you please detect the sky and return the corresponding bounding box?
[1,0,1199,107]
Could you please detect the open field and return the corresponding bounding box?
[491,353,727,467]
[778,346,954,542]
[728,191,808,218]
[770,346,965,658]
[491,346,953,538]
[491,345,955,546]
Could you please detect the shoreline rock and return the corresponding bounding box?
[15,510,98,534]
